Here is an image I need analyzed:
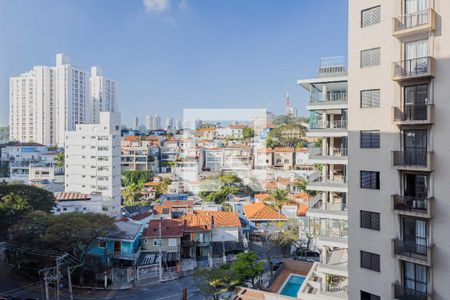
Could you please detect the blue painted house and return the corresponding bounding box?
[88,221,144,266]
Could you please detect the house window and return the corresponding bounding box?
[360,90,380,108]
[361,290,380,300]
[360,210,380,231]
[360,171,380,189]
[113,241,121,252]
[361,6,381,28]
[361,48,381,68]
[360,250,380,272]
[98,240,106,248]
[168,238,177,247]
[153,239,161,246]
[360,131,380,148]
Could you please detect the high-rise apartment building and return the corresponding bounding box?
[64,112,121,215]
[90,66,117,124]
[165,117,174,131]
[153,114,161,130]
[348,1,449,299]
[132,116,139,130]
[175,119,181,130]
[9,54,117,147]
[145,115,153,130]
[298,57,349,299]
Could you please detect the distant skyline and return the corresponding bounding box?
[0,0,348,127]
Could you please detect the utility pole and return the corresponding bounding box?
[159,220,163,282]
[55,253,68,300]
[67,267,73,300]
[44,271,50,300]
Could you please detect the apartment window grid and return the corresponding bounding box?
[360,210,380,231]
[360,290,381,300]
[361,6,381,28]
[361,48,381,68]
[360,250,380,272]
[361,89,380,108]
[360,130,380,148]
[360,171,380,189]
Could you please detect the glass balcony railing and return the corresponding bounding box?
[310,120,348,130]
[393,239,431,262]
[392,150,432,170]
[392,195,432,217]
[309,147,348,157]
[393,104,433,125]
[310,92,348,104]
[392,57,435,81]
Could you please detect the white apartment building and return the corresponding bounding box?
[64,112,121,215]
[298,57,349,299]
[9,54,117,147]
[348,1,450,300]
[90,66,117,124]
[165,117,174,131]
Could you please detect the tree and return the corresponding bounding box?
[121,183,143,205]
[270,188,289,214]
[0,184,55,239]
[230,252,265,288]
[55,151,65,168]
[293,178,317,197]
[270,123,305,147]
[271,227,299,257]
[242,127,255,140]
[122,170,152,187]
[156,177,172,195]
[7,211,118,273]
[195,267,239,300]
[199,174,250,204]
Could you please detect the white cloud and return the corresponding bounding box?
[143,0,170,13]
[178,0,188,10]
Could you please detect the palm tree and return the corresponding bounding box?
[55,151,65,168]
[270,188,289,217]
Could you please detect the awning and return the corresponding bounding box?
[211,241,245,255]
[137,251,180,266]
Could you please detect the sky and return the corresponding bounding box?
[0,0,348,127]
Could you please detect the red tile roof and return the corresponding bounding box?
[274,147,295,153]
[162,200,193,208]
[130,211,153,221]
[243,202,287,221]
[195,211,241,227]
[182,214,212,232]
[143,219,184,238]
[297,203,308,216]
[255,193,271,201]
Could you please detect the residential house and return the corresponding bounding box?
[243,202,288,234]
[254,148,274,169]
[53,192,103,214]
[195,128,216,141]
[273,147,295,170]
[120,136,160,173]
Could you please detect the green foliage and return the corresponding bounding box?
[155,177,172,196]
[270,123,305,147]
[0,184,55,239]
[270,188,289,212]
[195,266,239,300]
[199,174,250,204]
[230,252,265,288]
[242,127,255,140]
[7,211,118,272]
[270,226,299,257]
[122,170,153,187]
[122,183,144,205]
[55,151,65,168]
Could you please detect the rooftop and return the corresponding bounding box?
[243,202,287,221]
[54,192,91,201]
[143,219,184,238]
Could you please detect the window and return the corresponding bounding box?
[361,90,380,108]
[361,48,381,68]
[168,238,177,247]
[361,6,381,27]
[361,251,380,272]
[360,211,380,231]
[403,261,428,294]
[361,290,380,300]
[360,131,380,148]
[98,240,106,248]
[361,171,380,189]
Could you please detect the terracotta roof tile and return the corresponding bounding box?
[274,147,295,153]
[162,200,193,208]
[143,219,184,238]
[243,202,287,220]
[255,193,271,201]
[297,203,308,216]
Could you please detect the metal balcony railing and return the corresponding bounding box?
[393,282,430,300]
[393,195,431,216]
[310,120,348,130]
[392,57,435,80]
[393,239,431,261]
[393,105,432,123]
[392,150,431,168]
[393,8,435,34]
[309,147,348,157]
[311,175,347,185]
[310,92,348,104]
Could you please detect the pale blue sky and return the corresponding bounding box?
[0,0,347,127]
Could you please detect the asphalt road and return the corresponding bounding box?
[0,264,203,300]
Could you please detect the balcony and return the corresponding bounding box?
[308,120,348,138]
[393,105,434,126]
[393,282,431,300]
[392,9,436,39]
[392,57,435,82]
[308,147,348,164]
[307,174,348,193]
[392,195,432,218]
[309,92,348,106]
[393,239,432,265]
[308,200,348,220]
[392,150,433,171]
